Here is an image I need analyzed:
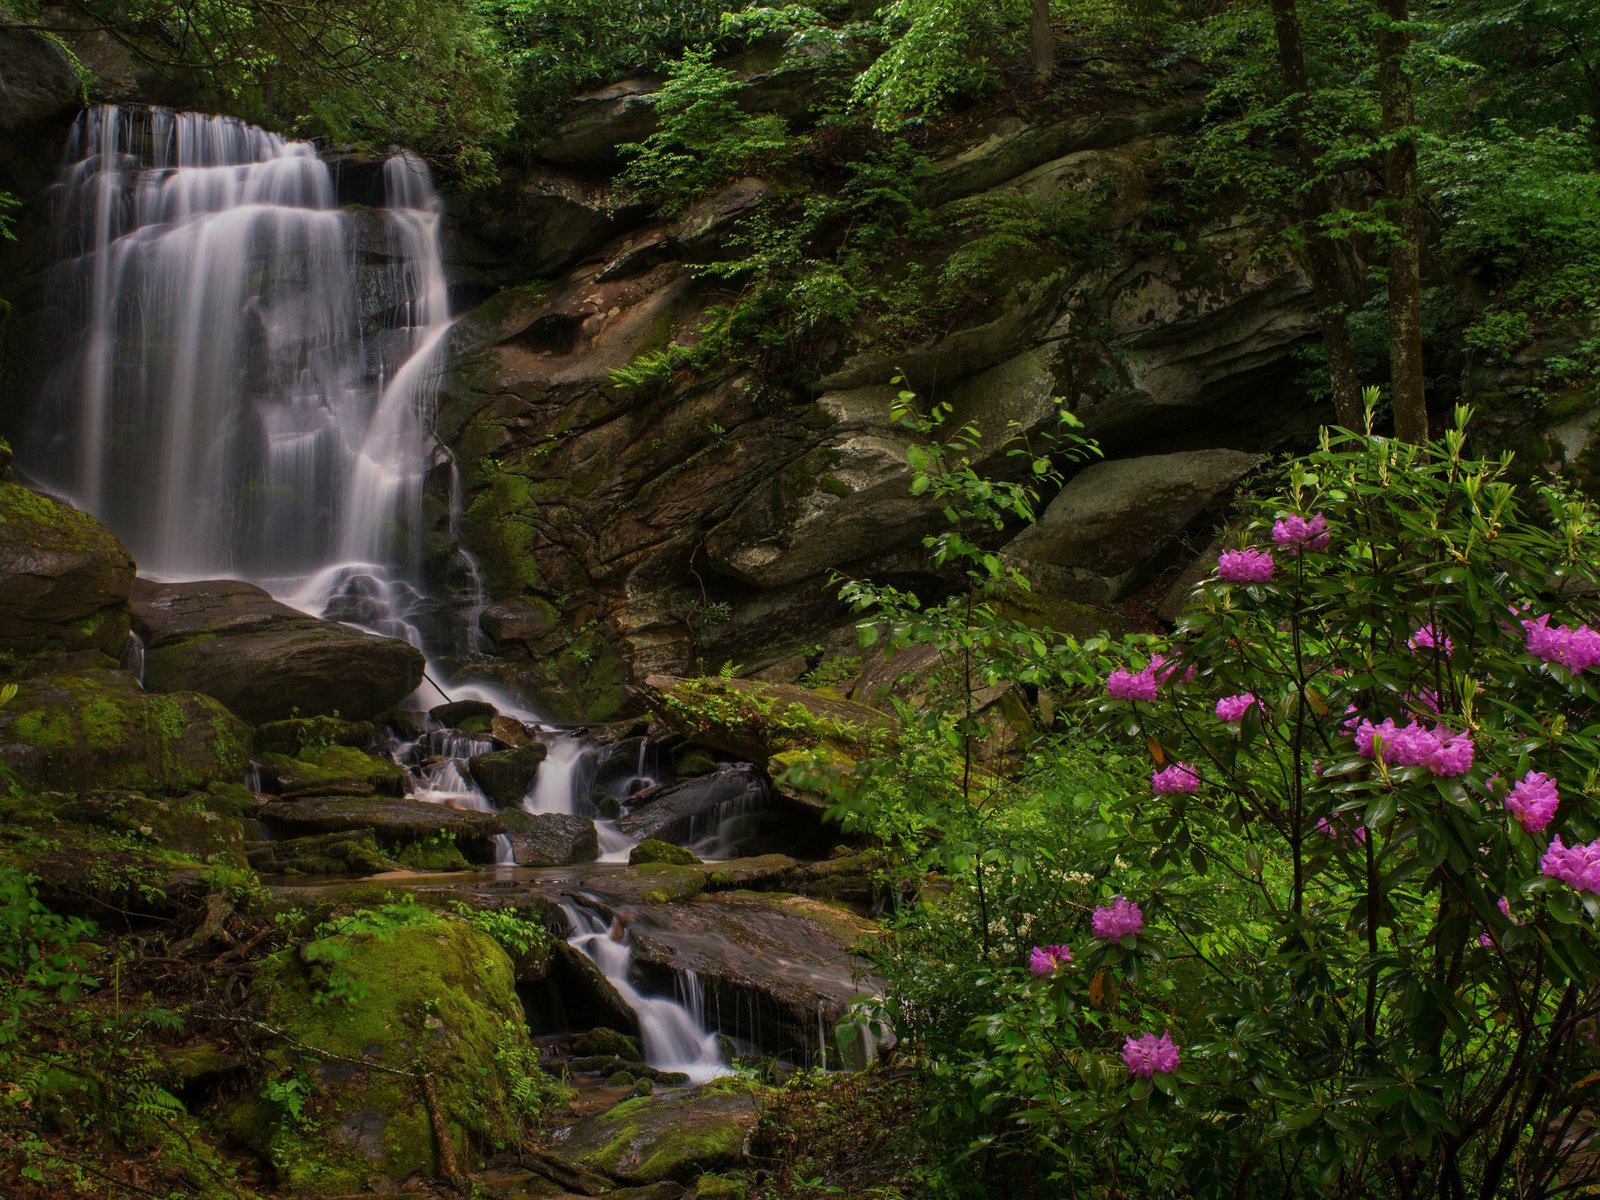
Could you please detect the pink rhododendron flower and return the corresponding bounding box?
[1352,717,1474,777]
[1541,835,1600,894]
[1271,511,1330,555]
[1028,944,1073,975]
[1214,693,1257,723]
[1522,615,1600,672]
[1504,770,1560,833]
[1409,624,1453,657]
[1406,688,1441,716]
[1122,1031,1181,1079]
[1217,548,1275,583]
[1092,898,1145,942]
[1478,932,1494,948]
[1497,896,1522,925]
[1152,763,1200,795]
[1105,666,1158,702]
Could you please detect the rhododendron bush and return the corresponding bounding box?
[841,404,1600,1198]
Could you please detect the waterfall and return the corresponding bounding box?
[30,105,455,651]
[559,900,728,1083]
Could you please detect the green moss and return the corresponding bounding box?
[462,468,542,596]
[634,862,708,903]
[395,836,471,871]
[255,745,407,795]
[253,716,375,756]
[246,914,547,1190]
[630,838,701,866]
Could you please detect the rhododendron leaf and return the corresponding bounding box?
[1130,1078,1152,1101]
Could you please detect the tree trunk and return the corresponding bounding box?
[1378,0,1428,442]
[1030,0,1053,82]
[1268,0,1365,429]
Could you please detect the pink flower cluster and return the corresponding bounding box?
[1217,548,1275,583]
[1152,763,1200,795]
[1122,1031,1181,1079]
[1106,654,1187,701]
[1522,615,1600,673]
[1352,717,1474,777]
[1028,944,1073,975]
[1541,836,1600,894]
[1497,896,1522,925]
[1504,770,1560,833]
[1214,693,1258,723]
[1272,511,1330,555]
[1092,898,1144,942]
[1409,624,1453,657]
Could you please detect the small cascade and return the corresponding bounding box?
[120,631,146,687]
[492,834,515,866]
[559,900,727,1083]
[389,722,497,810]
[685,788,768,861]
[525,735,583,815]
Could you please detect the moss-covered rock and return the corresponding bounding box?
[630,838,702,866]
[252,716,376,756]
[246,830,401,876]
[255,795,501,849]
[642,675,894,766]
[0,482,135,669]
[252,745,409,797]
[571,1026,644,1061]
[468,742,548,806]
[561,1086,767,1184]
[498,809,599,866]
[673,748,720,777]
[240,910,550,1191]
[0,668,248,793]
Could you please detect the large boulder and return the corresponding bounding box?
[468,742,548,806]
[237,914,545,1191]
[132,579,424,722]
[498,809,599,866]
[0,482,135,665]
[1003,448,1264,605]
[560,1085,766,1185]
[0,25,81,137]
[0,668,247,793]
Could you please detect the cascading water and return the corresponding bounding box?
[559,900,728,1083]
[30,106,457,663]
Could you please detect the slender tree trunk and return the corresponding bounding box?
[1378,0,1428,442]
[1030,0,1053,82]
[1268,0,1365,428]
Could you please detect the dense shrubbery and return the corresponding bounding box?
[840,399,1600,1198]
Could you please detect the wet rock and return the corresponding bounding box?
[491,713,539,747]
[0,668,246,793]
[430,698,498,728]
[552,941,642,1037]
[255,796,501,847]
[0,483,135,664]
[1003,448,1264,606]
[498,810,599,867]
[630,839,701,866]
[251,716,375,756]
[627,893,883,1065]
[560,1085,766,1185]
[132,579,423,722]
[468,742,548,806]
[614,763,766,845]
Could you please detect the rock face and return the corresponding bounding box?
[614,764,767,845]
[0,668,247,792]
[1004,448,1265,605]
[0,482,135,664]
[499,809,599,866]
[132,578,425,722]
[435,59,1325,714]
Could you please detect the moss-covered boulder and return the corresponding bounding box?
[255,795,502,850]
[237,910,549,1191]
[252,745,408,797]
[0,668,247,793]
[132,578,424,722]
[0,483,135,668]
[561,1085,767,1185]
[641,675,894,766]
[245,830,401,876]
[468,742,548,806]
[630,838,701,866]
[252,716,376,756]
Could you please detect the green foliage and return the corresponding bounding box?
[0,869,97,1046]
[0,192,19,243]
[302,895,440,1007]
[618,46,794,214]
[484,0,732,137]
[851,400,1600,1197]
[446,901,551,957]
